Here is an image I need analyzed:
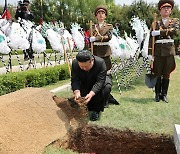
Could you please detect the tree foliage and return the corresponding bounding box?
[0,0,179,42]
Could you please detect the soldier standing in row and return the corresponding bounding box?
[149,0,179,103]
[90,5,119,107]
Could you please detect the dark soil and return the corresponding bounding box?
[56,125,176,154]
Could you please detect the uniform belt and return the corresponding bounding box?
[94,42,109,46]
[155,39,174,44]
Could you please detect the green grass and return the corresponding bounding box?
[94,57,180,135]
[43,146,76,154]
[0,50,78,67]
[51,57,180,136]
[43,79,70,90]
[43,57,180,153]
[0,55,62,67]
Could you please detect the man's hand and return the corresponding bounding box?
[90,36,96,42]
[84,91,95,104]
[74,90,81,101]
[151,30,160,36]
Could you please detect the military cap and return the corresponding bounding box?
[158,0,174,10]
[23,0,30,3]
[94,5,108,16]
[76,50,93,62]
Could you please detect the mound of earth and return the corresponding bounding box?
[0,88,84,154]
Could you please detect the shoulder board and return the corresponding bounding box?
[172,18,179,22]
[169,18,179,24]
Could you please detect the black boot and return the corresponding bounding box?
[90,111,100,121]
[155,77,162,102]
[161,79,169,103]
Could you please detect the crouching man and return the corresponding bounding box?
[71,50,111,121]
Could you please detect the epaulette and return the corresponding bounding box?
[168,18,179,25]
[171,18,179,22]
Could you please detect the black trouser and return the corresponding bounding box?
[103,74,112,106]
[155,77,162,95]
[155,77,169,99]
[81,75,112,112]
[162,78,169,96]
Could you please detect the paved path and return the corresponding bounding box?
[50,83,71,93]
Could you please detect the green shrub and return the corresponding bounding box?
[0,64,70,95]
[0,72,26,95]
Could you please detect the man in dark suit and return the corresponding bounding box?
[90,5,119,107]
[15,0,34,60]
[149,0,179,103]
[71,50,111,121]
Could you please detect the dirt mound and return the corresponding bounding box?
[0,88,79,154]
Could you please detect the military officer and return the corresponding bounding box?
[149,0,179,103]
[90,5,119,107]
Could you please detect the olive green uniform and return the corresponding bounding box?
[149,17,179,103]
[91,23,113,71]
[149,17,179,78]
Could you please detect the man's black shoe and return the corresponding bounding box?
[90,111,100,121]
[108,94,120,105]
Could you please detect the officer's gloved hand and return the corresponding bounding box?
[151,30,160,36]
[148,55,154,61]
[90,36,96,42]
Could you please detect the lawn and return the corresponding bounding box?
[43,57,180,153]
[50,57,180,136]
[93,57,180,135]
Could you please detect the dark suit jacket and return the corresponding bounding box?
[71,56,107,111]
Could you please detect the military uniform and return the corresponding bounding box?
[150,17,179,78]
[91,23,113,71]
[149,0,179,103]
[89,5,119,107]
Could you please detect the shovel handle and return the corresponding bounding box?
[90,20,93,54]
[151,13,157,69]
